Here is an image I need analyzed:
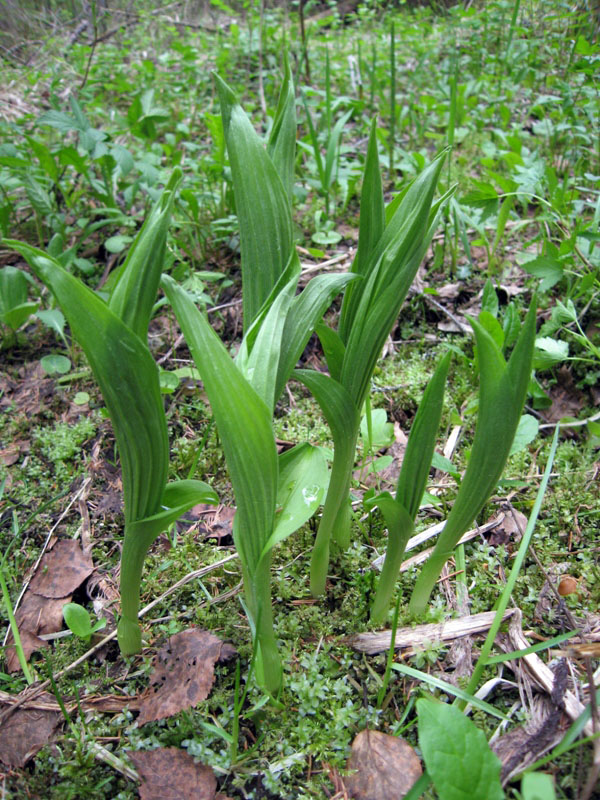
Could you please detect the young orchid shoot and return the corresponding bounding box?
[4,172,218,655]
[408,299,537,617]
[296,122,453,597]
[161,71,351,694]
[367,351,451,625]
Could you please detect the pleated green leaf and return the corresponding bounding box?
[409,300,537,616]
[267,53,296,204]
[215,74,293,330]
[5,240,168,524]
[162,273,278,574]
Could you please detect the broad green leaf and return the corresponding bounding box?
[2,302,38,332]
[259,443,329,562]
[215,74,293,330]
[5,241,168,525]
[502,303,521,350]
[36,309,66,342]
[481,280,499,317]
[431,451,460,479]
[521,255,563,291]
[104,234,133,254]
[360,408,394,450]
[63,603,95,640]
[26,136,59,182]
[521,773,556,800]
[1,265,37,330]
[534,337,569,370]
[161,273,277,573]
[40,354,71,375]
[36,109,79,133]
[509,414,539,456]
[24,177,53,216]
[417,698,504,800]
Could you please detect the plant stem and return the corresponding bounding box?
[117,525,152,655]
[0,566,34,684]
[243,556,282,696]
[310,428,358,596]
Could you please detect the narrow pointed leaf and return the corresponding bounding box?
[108,169,181,340]
[396,351,451,517]
[315,322,346,382]
[215,73,293,329]
[267,53,296,203]
[273,271,354,403]
[244,272,297,411]
[369,352,451,624]
[339,120,385,342]
[324,110,353,188]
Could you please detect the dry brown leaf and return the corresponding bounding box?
[129,748,217,800]
[0,440,29,466]
[29,539,94,598]
[136,629,236,725]
[0,704,61,767]
[345,730,422,799]
[5,592,70,672]
[192,504,236,542]
[488,508,527,547]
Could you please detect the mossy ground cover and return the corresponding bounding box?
[0,1,599,798]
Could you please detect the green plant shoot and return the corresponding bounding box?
[367,351,451,625]
[4,171,218,655]
[163,272,334,696]
[296,121,452,596]
[409,300,537,616]
[160,69,352,694]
